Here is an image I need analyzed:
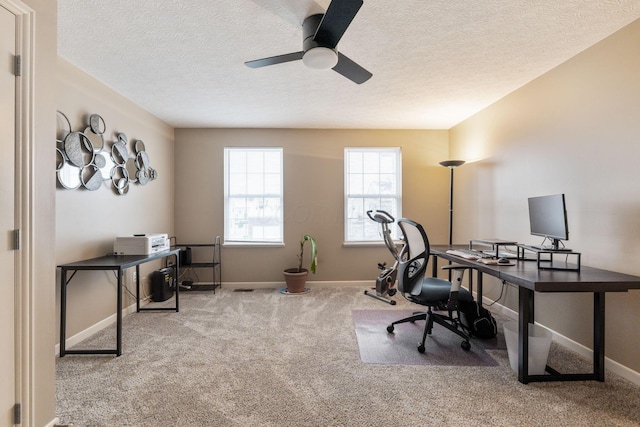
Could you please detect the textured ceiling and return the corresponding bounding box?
[57,0,640,129]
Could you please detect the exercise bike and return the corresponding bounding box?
[364,210,398,305]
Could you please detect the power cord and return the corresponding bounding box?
[110,270,151,302]
[484,280,507,307]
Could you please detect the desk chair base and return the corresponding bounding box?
[387,308,471,353]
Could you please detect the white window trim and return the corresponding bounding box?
[344,147,402,243]
[224,147,284,245]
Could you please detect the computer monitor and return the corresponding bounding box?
[528,194,570,251]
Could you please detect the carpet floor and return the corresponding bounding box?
[56,286,640,426]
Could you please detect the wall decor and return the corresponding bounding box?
[56,111,157,195]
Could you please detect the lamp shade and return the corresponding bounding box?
[439,160,466,168]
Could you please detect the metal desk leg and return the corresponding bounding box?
[60,269,67,357]
[475,271,482,303]
[518,286,534,384]
[116,268,123,356]
[594,292,605,381]
[136,264,141,312]
[174,254,180,312]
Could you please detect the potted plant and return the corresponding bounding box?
[283,235,318,293]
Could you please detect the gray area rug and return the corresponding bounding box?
[56,287,640,426]
[352,309,498,366]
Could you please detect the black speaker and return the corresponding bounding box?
[180,247,192,266]
[150,267,175,302]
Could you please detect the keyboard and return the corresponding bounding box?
[446,249,493,260]
[482,248,518,259]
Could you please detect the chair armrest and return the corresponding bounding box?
[441,265,472,310]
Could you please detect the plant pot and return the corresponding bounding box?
[283,268,309,293]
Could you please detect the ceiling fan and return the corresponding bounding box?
[245,0,372,84]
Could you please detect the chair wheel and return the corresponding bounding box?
[461,341,471,351]
[418,344,425,353]
[388,289,396,296]
[387,325,394,333]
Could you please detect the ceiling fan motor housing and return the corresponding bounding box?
[302,14,338,69]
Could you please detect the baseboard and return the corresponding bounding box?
[478,293,640,386]
[55,301,142,357]
[44,417,59,427]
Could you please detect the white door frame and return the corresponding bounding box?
[1,0,35,425]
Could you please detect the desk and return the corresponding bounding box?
[58,249,180,356]
[430,245,640,384]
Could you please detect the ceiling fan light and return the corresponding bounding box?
[303,47,338,70]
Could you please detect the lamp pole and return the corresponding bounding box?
[439,160,466,246]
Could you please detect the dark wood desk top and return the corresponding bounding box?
[430,245,640,293]
[58,249,180,271]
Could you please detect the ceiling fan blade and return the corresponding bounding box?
[314,0,363,48]
[332,52,372,84]
[245,51,304,68]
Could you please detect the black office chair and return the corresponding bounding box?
[386,218,473,353]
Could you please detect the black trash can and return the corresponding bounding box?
[150,267,175,302]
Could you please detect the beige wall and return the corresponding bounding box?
[55,58,175,342]
[450,19,640,372]
[174,128,451,283]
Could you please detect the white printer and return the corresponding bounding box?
[114,233,170,255]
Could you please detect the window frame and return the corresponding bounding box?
[344,147,402,243]
[223,147,284,245]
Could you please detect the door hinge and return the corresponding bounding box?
[14,403,21,424]
[14,55,21,76]
[13,229,20,250]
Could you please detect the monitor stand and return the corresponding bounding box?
[532,238,571,252]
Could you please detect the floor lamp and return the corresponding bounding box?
[439,160,465,246]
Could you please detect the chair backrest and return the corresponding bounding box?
[396,218,430,296]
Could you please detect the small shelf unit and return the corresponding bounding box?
[517,244,581,271]
[174,236,222,292]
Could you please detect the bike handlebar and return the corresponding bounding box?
[366,210,395,224]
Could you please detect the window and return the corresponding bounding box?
[224,148,283,244]
[344,148,402,242]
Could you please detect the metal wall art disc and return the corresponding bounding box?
[125,157,138,184]
[89,114,106,135]
[84,126,105,152]
[134,140,145,153]
[93,152,107,169]
[56,148,66,171]
[57,162,82,190]
[137,169,149,185]
[136,150,150,169]
[56,110,72,142]
[111,165,130,195]
[64,131,95,168]
[97,152,116,180]
[81,165,103,191]
[111,140,129,165]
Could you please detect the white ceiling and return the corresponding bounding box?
[57,0,640,129]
